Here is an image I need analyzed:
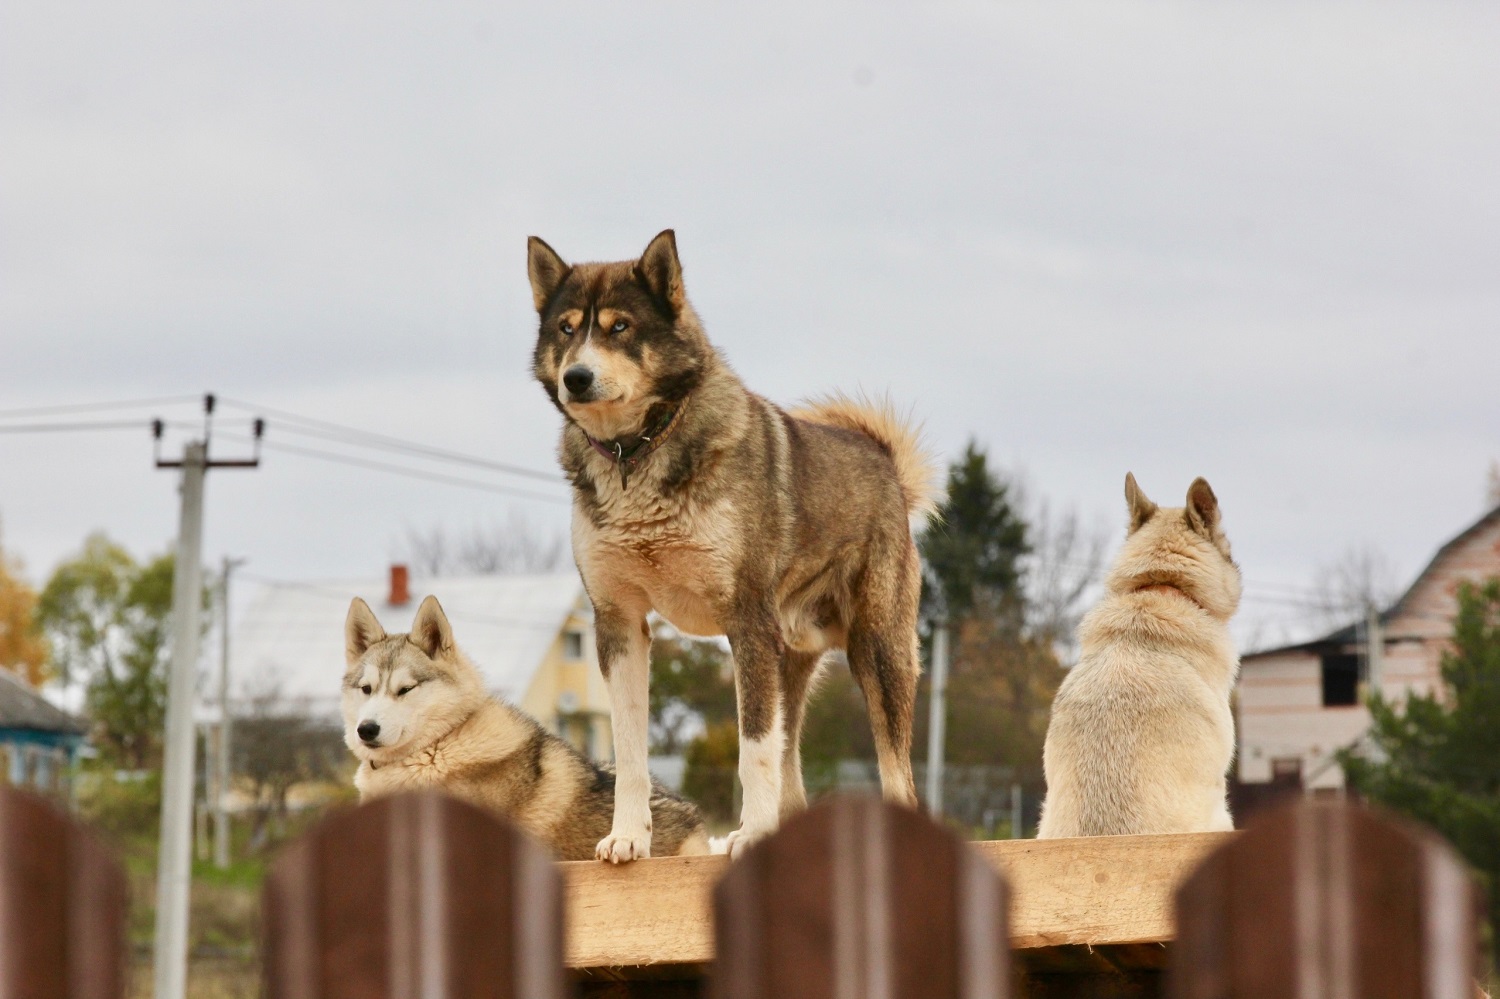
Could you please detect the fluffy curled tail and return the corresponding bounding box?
[790,392,944,524]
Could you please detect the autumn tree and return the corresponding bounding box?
[649,626,736,754]
[36,534,195,770]
[0,523,48,685]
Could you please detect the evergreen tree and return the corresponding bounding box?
[919,440,1029,626]
[1340,578,1500,937]
[909,442,1060,830]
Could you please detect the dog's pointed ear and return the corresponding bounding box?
[409,595,454,659]
[527,236,570,312]
[1185,477,1221,536]
[346,598,386,664]
[635,229,685,313]
[1125,472,1158,534]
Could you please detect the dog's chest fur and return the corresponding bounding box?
[573,468,743,636]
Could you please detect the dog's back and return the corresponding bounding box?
[1037,474,1241,839]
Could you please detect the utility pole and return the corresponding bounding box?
[151,396,260,999]
[924,620,950,817]
[215,556,246,870]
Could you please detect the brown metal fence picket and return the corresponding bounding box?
[4,783,1490,998]
[261,790,565,999]
[710,795,1012,999]
[1170,799,1482,999]
[0,784,128,999]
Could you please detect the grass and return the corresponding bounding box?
[71,769,315,998]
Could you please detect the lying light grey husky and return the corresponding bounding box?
[342,594,709,859]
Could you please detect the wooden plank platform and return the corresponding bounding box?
[564,831,1232,978]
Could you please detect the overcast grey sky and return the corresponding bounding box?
[2,2,1497,650]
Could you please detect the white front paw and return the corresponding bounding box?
[724,825,773,861]
[596,829,652,863]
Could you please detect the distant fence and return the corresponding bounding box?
[0,784,1484,998]
[687,761,1040,835]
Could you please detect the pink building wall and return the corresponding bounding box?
[1236,506,1500,789]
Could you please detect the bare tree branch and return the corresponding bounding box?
[1305,544,1402,633]
[233,673,344,849]
[399,509,567,576]
[1021,499,1108,664]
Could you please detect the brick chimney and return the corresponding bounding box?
[388,564,410,606]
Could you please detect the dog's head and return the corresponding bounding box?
[341,595,485,767]
[1107,473,1242,619]
[526,230,709,442]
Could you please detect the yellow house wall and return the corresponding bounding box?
[518,598,614,762]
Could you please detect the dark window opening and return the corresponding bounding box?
[1321,652,1359,706]
[1271,757,1303,780]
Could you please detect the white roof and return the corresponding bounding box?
[229,573,587,718]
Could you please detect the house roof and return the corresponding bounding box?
[0,669,88,736]
[1244,503,1500,661]
[230,572,588,717]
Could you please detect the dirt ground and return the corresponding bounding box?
[130,959,259,999]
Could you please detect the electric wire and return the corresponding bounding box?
[0,394,202,421]
[218,397,561,483]
[0,419,202,434]
[215,431,568,504]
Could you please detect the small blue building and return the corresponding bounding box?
[0,669,87,795]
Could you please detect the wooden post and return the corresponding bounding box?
[712,795,1011,999]
[262,791,566,999]
[0,785,128,999]
[1171,799,1480,999]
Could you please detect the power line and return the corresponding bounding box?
[0,419,195,435]
[1239,593,1354,610]
[219,432,568,504]
[271,420,563,482]
[0,394,201,420]
[1034,555,1327,598]
[1031,561,1331,602]
[218,397,562,483]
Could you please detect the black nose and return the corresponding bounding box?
[357,721,380,743]
[562,365,594,396]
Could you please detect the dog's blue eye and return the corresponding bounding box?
[611,319,628,333]
[559,321,574,335]
[360,684,372,695]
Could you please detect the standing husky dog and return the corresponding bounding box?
[1037,474,1241,838]
[527,230,940,861]
[342,594,709,860]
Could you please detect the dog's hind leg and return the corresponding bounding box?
[725,604,786,860]
[594,600,655,863]
[778,650,823,819]
[847,541,922,808]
